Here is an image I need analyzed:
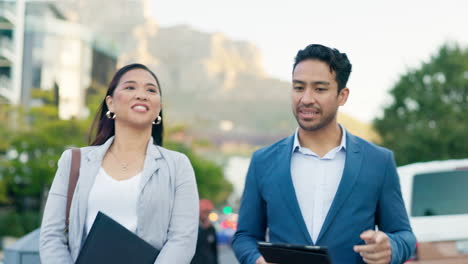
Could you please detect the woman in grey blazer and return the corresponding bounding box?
[39,63,199,264]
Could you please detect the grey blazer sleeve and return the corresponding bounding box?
[39,149,74,264]
[155,154,199,264]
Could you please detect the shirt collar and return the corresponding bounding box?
[292,124,347,154]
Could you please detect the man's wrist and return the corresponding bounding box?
[387,233,397,264]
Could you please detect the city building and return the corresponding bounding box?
[0,0,118,119]
[0,0,23,105]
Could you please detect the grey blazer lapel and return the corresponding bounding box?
[138,139,162,194]
[275,135,313,245]
[76,137,114,246]
[316,133,363,243]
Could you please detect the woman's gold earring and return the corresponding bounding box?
[106,111,116,119]
[153,116,161,125]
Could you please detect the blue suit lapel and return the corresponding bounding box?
[316,133,363,243]
[275,135,313,245]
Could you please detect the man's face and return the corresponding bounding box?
[291,59,349,132]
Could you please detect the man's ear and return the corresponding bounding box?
[338,87,349,106]
[106,95,114,112]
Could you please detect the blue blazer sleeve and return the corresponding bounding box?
[232,153,266,264]
[377,151,416,264]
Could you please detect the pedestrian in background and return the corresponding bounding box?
[192,199,219,264]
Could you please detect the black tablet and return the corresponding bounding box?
[257,241,331,264]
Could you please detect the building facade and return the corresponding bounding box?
[0,0,117,119]
[0,0,24,105]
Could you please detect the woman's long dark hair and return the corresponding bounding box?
[88,63,164,146]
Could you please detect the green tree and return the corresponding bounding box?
[1,106,29,204]
[374,43,468,165]
[0,98,89,236]
[0,106,88,212]
[164,141,232,205]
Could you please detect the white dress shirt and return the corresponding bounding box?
[86,168,141,235]
[291,125,347,243]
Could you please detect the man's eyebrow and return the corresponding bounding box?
[292,80,330,85]
[313,81,330,86]
[292,80,306,84]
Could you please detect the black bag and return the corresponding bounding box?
[75,211,159,264]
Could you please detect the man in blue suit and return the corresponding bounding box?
[232,44,416,264]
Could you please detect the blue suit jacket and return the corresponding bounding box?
[232,132,416,264]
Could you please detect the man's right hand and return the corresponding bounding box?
[256,256,277,264]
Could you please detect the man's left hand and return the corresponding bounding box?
[353,230,392,264]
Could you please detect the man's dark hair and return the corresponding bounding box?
[293,44,352,92]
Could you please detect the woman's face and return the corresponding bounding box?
[106,68,162,128]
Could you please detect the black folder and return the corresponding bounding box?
[75,211,159,264]
[258,242,331,264]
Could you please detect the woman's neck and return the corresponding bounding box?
[111,123,152,155]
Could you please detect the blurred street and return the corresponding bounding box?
[0,246,240,264]
[219,245,239,264]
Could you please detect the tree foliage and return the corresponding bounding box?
[374,43,468,165]
[0,102,88,212]
[164,141,232,204]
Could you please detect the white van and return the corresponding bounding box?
[398,159,468,263]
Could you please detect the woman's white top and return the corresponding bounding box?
[85,167,141,235]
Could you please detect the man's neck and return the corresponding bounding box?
[297,122,343,158]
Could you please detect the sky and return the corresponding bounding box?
[151,0,468,122]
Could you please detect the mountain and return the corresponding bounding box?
[56,0,379,144]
